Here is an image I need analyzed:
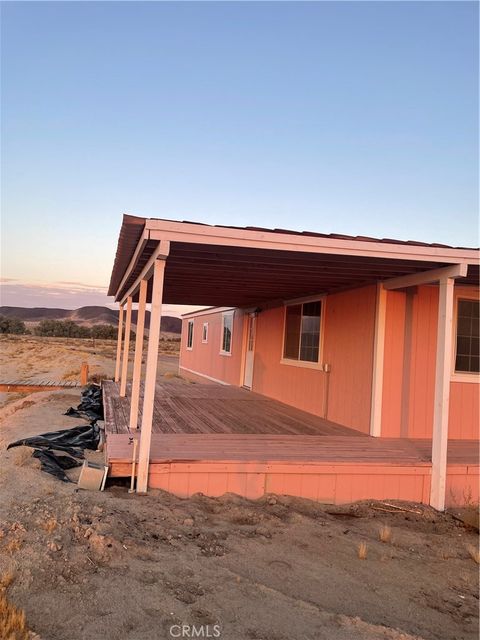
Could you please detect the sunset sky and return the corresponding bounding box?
[1,1,478,313]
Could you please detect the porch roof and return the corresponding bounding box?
[108,215,480,306]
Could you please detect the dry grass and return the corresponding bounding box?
[357,542,368,560]
[0,592,29,640]
[0,571,30,640]
[62,368,80,381]
[88,371,108,384]
[0,571,15,590]
[466,544,480,564]
[378,524,392,543]
[40,517,57,534]
[4,539,22,555]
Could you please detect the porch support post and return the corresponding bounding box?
[120,296,133,397]
[114,304,124,383]
[137,258,166,493]
[370,283,387,437]
[430,277,455,511]
[129,278,148,429]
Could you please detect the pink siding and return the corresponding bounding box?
[382,285,479,440]
[144,460,478,507]
[250,285,376,434]
[251,305,327,418]
[449,383,480,440]
[179,310,244,386]
[322,285,376,433]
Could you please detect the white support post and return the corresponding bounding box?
[137,258,166,493]
[129,279,148,429]
[430,277,455,511]
[370,283,387,437]
[114,304,124,383]
[120,296,133,397]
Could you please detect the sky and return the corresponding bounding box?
[1,1,478,313]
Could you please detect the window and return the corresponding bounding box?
[221,312,233,355]
[202,322,209,343]
[186,320,194,350]
[283,301,322,363]
[455,299,479,373]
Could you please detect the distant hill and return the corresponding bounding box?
[0,306,182,334]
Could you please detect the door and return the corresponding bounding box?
[243,313,256,389]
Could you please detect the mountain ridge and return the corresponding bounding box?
[0,306,182,334]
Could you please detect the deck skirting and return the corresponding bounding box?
[107,457,479,507]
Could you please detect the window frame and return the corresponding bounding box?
[202,322,209,344]
[186,320,194,351]
[220,311,234,356]
[280,295,326,370]
[451,290,479,383]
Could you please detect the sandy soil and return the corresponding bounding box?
[0,340,478,639]
[0,334,179,386]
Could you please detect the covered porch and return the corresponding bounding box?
[103,379,479,506]
[107,215,479,509]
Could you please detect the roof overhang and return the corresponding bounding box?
[108,215,480,306]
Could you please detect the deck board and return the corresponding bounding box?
[103,379,363,437]
[102,380,479,467]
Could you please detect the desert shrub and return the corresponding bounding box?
[0,316,27,335]
[91,324,118,340]
[34,319,91,338]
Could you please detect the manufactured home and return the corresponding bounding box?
[106,215,479,510]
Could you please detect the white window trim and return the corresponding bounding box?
[202,322,209,344]
[220,310,234,356]
[280,296,326,369]
[186,320,194,351]
[451,289,479,384]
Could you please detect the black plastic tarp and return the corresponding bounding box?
[32,450,82,483]
[7,423,100,458]
[7,384,103,481]
[65,384,104,422]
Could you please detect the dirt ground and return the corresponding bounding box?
[0,338,478,640]
[0,334,180,386]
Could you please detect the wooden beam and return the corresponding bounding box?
[115,228,149,299]
[137,258,166,493]
[114,304,124,383]
[369,284,387,437]
[430,277,455,511]
[129,278,148,429]
[383,264,468,290]
[120,296,133,397]
[118,239,170,305]
[147,220,479,264]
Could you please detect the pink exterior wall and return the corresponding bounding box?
[382,285,479,440]
[250,305,328,418]
[180,284,479,441]
[179,310,244,386]
[322,285,376,433]
[252,285,376,434]
[180,286,377,435]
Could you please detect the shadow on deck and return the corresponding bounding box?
[102,379,479,507]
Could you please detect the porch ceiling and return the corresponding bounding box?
[108,215,480,306]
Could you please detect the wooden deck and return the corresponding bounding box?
[0,380,80,392]
[103,380,479,506]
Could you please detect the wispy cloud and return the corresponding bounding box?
[0,279,204,317]
[0,280,111,309]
